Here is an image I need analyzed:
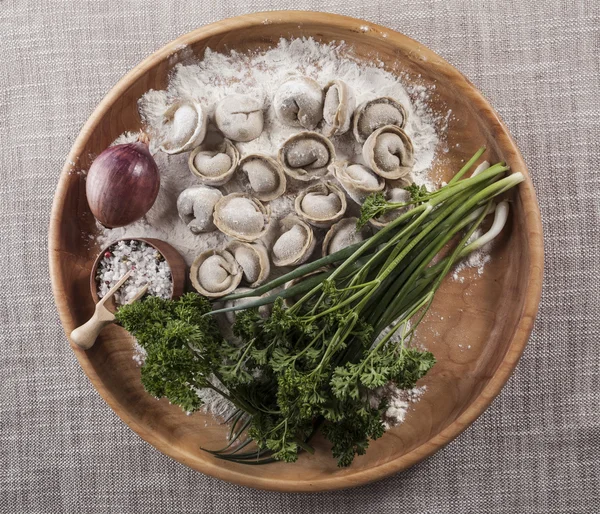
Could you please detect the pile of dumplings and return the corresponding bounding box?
[161,76,416,299]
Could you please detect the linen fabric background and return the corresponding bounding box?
[1,1,598,512]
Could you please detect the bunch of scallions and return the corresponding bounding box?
[116,147,524,466]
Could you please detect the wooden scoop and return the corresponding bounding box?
[70,270,148,350]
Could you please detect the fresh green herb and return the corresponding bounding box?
[404,183,430,202]
[356,192,392,229]
[116,148,524,467]
[115,294,226,413]
[356,184,430,229]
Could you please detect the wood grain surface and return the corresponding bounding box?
[48,11,544,492]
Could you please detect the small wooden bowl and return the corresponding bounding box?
[90,238,187,308]
[49,12,543,491]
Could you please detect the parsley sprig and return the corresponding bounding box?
[116,148,524,467]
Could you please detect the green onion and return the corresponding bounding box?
[116,147,525,468]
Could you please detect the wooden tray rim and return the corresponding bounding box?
[48,11,544,492]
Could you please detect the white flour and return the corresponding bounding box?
[451,228,493,280]
[132,342,147,366]
[93,39,449,420]
[95,38,443,266]
[140,38,439,179]
[370,384,427,428]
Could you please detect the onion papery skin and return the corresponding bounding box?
[86,142,160,228]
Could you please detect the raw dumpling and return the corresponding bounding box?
[278,131,335,181]
[215,94,264,142]
[273,76,324,130]
[188,139,239,185]
[227,241,270,287]
[159,100,207,154]
[353,97,407,143]
[238,154,286,201]
[272,216,315,267]
[332,161,385,204]
[176,185,222,233]
[223,288,272,325]
[283,269,327,307]
[321,80,355,137]
[323,217,371,256]
[213,193,270,242]
[362,125,415,179]
[190,249,243,298]
[370,187,412,228]
[294,182,347,228]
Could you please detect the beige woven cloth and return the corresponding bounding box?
[1,1,598,512]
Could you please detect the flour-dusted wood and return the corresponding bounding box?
[48,11,543,492]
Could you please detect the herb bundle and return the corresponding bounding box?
[116,149,524,466]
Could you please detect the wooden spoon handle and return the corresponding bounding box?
[70,302,116,350]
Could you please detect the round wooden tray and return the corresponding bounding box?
[49,11,543,491]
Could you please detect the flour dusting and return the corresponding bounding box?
[89,38,455,425]
[95,38,444,267]
[452,228,493,280]
[370,384,427,428]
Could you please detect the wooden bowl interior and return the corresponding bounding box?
[49,12,542,491]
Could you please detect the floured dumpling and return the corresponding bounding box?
[214,94,264,142]
[188,139,239,185]
[323,217,371,256]
[283,269,327,308]
[176,185,222,233]
[159,100,208,154]
[238,154,286,201]
[321,80,355,137]
[332,161,385,204]
[362,125,415,179]
[190,249,242,298]
[272,216,315,267]
[223,288,272,325]
[353,97,407,143]
[213,193,270,242]
[278,131,335,181]
[273,76,324,130]
[227,241,270,287]
[294,182,347,228]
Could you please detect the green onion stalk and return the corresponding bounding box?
[116,148,524,467]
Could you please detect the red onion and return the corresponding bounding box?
[86,136,160,228]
